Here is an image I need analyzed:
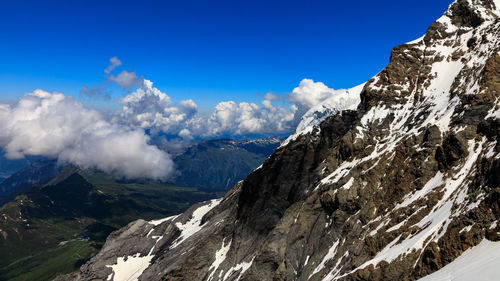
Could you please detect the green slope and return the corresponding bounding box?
[0,169,223,281]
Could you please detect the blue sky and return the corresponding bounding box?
[0,0,451,111]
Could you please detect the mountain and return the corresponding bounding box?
[0,137,279,201]
[172,138,281,190]
[0,159,60,206]
[59,1,500,280]
[0,168,223,281]
[0,136,278,280]
[0,154,43,180]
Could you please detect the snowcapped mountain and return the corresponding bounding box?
[58,0,500,280]
[281,83,365,148]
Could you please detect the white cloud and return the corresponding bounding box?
[288,79,349,121]
[187,78,350,137]
[179,99,198,118]
[186,100,296,137]
[58,128,172,180]
[0,90,173,180]
[108,70,139,89]
[101,57,355,139]
[263,92,280,101]
[104,56,122,74]
[118,79,196,134]
[103,58,354,138]
[178,128,193,140]
[116,77,352,138]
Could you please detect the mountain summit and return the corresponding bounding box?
[59,0,500,280]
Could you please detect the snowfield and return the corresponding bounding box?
[418,239,500,281]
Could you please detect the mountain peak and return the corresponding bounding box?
[60,1,500,281]
[445,0,499,27]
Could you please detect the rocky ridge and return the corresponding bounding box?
[59,0,500,280]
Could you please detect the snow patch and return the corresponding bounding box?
[395,172,444,209]
[223,257,255,281]
[321,251,350,281]
[418,239,500,281]
[170,199,221,249]
[406,35,425,45]
[436,15,458,33]
[310,240,339,277]
[106,236,163,281]
[149,214,179,226]
[490,221,498,230]
[357,140,484,270]
[207,238,232,281]
[340,177,354,190]
[304,255,310,266]
[459,225,473,234]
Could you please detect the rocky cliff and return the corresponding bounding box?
[58,0,500,280]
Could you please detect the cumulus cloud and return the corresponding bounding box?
[102,57,354,138]
[179,99,198,118]
[116,79,299,138]
[262,92,280,101]
[288,79,349,122]
[108,70,139,89]
[178,128,193,140]
[118,79,197,136]
[0,90,173,180]
[186,78,353,136]
[83,57,358,140]
[193,100,296,136]
[115,76,353,138]
[207,101,263,135]
[198,79,354,137]
[104,56,122,74]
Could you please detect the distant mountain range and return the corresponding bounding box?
[0,155,44,182]
[0,137,280,280]
[0,137,280,203]
[0,138,280,206]
[0,159,60,206]
[171,137,281,190]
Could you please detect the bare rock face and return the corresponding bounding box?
[59,1,500,280]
